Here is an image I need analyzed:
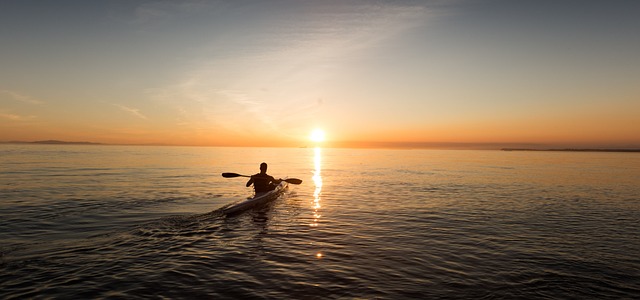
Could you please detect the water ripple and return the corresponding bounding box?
[2,146,640,298]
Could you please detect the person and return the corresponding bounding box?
[246,162,282,193]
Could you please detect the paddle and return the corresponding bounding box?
[221,172,302,185]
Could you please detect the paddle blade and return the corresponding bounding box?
[222,172,242,178]
[284,178,303,185]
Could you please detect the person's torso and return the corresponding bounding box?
[252,173,274,193]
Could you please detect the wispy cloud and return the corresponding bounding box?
[0,112,36,121]
[140,1,434,142]
[214,88,277,128]
[0,90,44,105]
[131,0,220,24]
[113,104,148,120]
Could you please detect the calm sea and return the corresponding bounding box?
[1,144,639,299]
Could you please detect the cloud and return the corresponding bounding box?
[214,88,277,128]
[131,0,220,24]
[0,90,44,105]
[113,104,148,120]
[0,112,36,121]
[207,2,430,67]
[145,1,433,137]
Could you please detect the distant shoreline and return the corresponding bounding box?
[2,140,103,145]
[2,140,639,152]
[502,148,640,153]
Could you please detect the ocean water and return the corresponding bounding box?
[1,144,639,299]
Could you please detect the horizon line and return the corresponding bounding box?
[2,139,640,150]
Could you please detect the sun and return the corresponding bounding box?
[310,128,325,142]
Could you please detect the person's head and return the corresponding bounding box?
[259,162,268,173]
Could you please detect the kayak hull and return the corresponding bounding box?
[223,180,288,215]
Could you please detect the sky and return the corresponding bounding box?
[1,0,639,148]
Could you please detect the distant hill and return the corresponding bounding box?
[2,140,103,145]
[502,148,640,153]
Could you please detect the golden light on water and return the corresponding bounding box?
[311,147,324,258]
[312,147,322,212]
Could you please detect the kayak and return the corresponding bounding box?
[223,180,289,215]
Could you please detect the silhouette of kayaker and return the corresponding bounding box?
[246,162,282,193]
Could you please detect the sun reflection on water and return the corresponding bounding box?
[312,147,322,219]
[311,147,323,257]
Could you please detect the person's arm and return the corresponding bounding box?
[272,176,281,184]
[246,176,254,187]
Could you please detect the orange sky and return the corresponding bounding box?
[1,1,639,149]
